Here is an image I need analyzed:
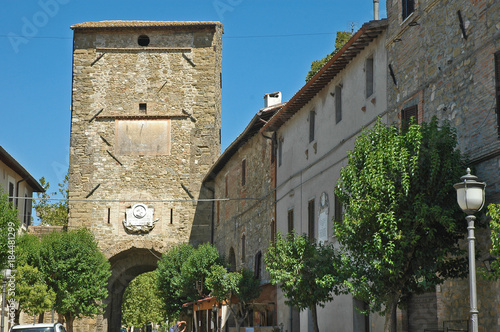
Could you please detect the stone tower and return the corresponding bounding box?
[68,21,222,331]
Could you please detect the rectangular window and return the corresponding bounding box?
[8,181,14,204]
[225,174,229,197]
[287,209,294,233]
[335,85,342,124]
[401,105,418,129]
[495,51,500,138]
[241,159,246,186]
[309,110,316,143]
[402,0,415,20]
[139,103,147,113]
[334,193,343,223]
[254,251,262,279]
[278,137,283,167]
[241,234,246,263]
[366,56,374,98]
[308,199,315,241]
[23,194,29,226]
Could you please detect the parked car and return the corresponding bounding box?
[9,323,66,332]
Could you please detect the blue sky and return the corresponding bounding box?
[1,0,386,195]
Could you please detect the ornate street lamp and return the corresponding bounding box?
[1,269,12,332]
[454,168,486,332]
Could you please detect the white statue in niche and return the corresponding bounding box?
[123,203,158,233]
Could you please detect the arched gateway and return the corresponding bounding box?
[67,21,223,332]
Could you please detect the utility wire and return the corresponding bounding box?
[0,31,336,40]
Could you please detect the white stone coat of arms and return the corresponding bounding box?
[123,203,158,233]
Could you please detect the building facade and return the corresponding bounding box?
[261,20,388,332]
[202,93,282,331]
[67,21,223,332]
[0,146,44,231]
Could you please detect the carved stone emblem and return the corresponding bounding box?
[123,203,158,233]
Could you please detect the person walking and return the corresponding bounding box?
[172,320,186,332]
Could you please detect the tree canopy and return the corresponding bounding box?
[122,271,166,329]
[156,243,224,319]
[335,118,468,331]
[0,191,19,270]
[485,204,500,279]
[305,31,352,82]
[37,229,111,332]
[33,175,68,226]
[265,231,344,332]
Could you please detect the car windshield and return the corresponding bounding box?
[13,328,54,332]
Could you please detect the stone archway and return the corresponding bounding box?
[101,247,162,332]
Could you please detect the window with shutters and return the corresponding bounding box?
[308,199,315,241]
[334,193,343,224]
[401,105,418,129]
[241,234,246,263]
[241,159,246,186]
[254,251,262,279]
[287,209,294,233]
[402,0,415,21]
[366,56,374,98]
[335,85,342,124]
[495,51,500,138]
[8,181,14,204]
[309,110,316,143]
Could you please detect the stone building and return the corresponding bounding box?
[67,21,223,332]
[261,20,388,332]
[385,0,500,330]
[200,93,282,331]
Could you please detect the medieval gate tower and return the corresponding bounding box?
[68,21,223,331]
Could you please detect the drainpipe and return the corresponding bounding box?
[15,178,27,209]
[373,0,379,20]
[289,305,293,332]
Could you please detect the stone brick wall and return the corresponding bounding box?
[69,22,222,252]
[67,21,223,332]
[212,124,276,283]
[386,0,500,330]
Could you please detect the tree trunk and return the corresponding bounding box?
[311,305,319,332]
[65,313,75,332]
[384,295,399,332]
[38,312,45,323]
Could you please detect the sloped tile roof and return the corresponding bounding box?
[261,19,388,132]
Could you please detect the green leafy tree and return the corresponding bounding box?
[206,266,261,332]
[33,175,68,226]
[305,31,352,82]
[0,191,19,270]
[157,243,225,321]
[39,229,111,332]
[181,243,223,298]
[14,264,56,321]
[122,271,166,329]
[264,232,344,332]
[156,243,195,319]
[485,204,500,279]
[335,118,468,331]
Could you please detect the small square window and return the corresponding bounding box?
[139,103,147,113]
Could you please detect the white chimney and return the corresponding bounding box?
[373,0,379,20]
[264,91,282,108]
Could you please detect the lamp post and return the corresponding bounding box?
[1,269,12,332]
[454,168,486,332]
